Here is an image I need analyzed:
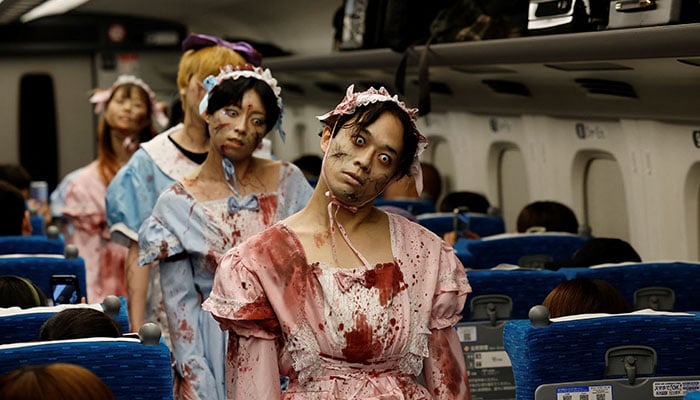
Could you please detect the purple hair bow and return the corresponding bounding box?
[181,33,262,66]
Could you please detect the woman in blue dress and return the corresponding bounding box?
[138,65,313,400]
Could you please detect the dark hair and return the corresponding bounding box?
[0,181,28,236]
[293,154,323,177]
[206,77,281,136]
[320,101,419,178]
[0,275,47,308]
[543,277,631,318]
[516,200,579,234]
[546,237,642,269]
[0,164,31,192]
[39,308,122,341]
[439,191,490,213]
[0,363,115,400]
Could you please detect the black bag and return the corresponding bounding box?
[393,0,528,115]
[335,0,388,50]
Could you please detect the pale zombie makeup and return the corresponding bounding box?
[104,86,149,153]
[207,89,267,162]
[324,112,404,206]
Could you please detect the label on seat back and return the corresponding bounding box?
[556,385,613,400]
[653,380,700,397]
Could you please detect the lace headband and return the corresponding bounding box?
[317,84,427,194]
[199,64,285,142]
[181,33,262,67]
[89,75,169,128]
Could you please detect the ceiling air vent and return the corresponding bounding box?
[482,80,532,97]
[574,78,637,99]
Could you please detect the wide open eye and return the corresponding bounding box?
[378,153,392,165]
[352,134,366,146]
[221,108,239,118]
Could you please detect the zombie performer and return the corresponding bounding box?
[138,65,312,400]
[204,85,472,399]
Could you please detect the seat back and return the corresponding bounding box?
[417,212,506,238]
[504,308,700,400]
[0,255,87,303]
[0,234,65,255]
[457,269,568,400]
[464,269,568,321]
[559,261,700,312]
[455,233,589,269]
[0,296,130,344]
[374,198,435,215]
[0,331,173,400]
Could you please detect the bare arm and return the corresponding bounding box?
[424,327,471,399]
[126,240,150,332]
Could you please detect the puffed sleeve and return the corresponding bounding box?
[430,241,471,330]
[106,149,173,246]
[422,240,471,399]
[137,186,197,266]
[203,248,282,400]
[204,247,280,338]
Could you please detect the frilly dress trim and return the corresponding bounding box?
[284,322,324,385]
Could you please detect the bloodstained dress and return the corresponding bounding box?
[139,162,313,400]
[203,212,472,399]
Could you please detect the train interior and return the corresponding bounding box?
[1,0,700,399]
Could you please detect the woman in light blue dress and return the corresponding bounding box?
[138,65,313,400]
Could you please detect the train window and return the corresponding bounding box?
[19,73,58,191]
[684,162,700,260]
[584,158,630,241]
[497,146,529,232]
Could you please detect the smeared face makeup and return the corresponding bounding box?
[207,88,267,162]
[322,111,404,206]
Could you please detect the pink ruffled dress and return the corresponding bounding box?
[203,213,472,399]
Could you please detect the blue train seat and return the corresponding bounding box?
[416,212,506,238]
[0,255,87,303]
[559,261,700,312]
[454,233,590,269]
[457,269,568,399]
[504,307,700,400]
[374,198,435,215]
[0,295,130,344]
[0,324,173,400]
[0,233,65,255]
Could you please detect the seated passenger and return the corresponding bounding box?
[545,237,641,270]
[516,200,579,234]
[542,277,631,318]
[39,308,122,340]
[0,275,48,308]
[0,363,115,400]
[0,181,32,236]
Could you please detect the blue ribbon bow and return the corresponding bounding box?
[227,194,260,214]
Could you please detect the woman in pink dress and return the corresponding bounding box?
[56,75,164,303]
[204,85,472,399]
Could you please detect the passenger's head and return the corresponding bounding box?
[0,363,114,400]
[90,75,162,184]
[200,65,284,161]
[542,277,631,318]
[439,191,491,214]
[317,85,426,206]
[516,200,579,234]
[546,237,642,270]
[177,34,260,120]
[0,275,47,308]
[419,162,442,203]
[39,308,122,341]
[0,181,31,236]
[0,164,31,199]
[293,154,323,180]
